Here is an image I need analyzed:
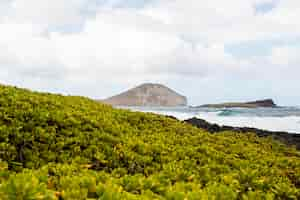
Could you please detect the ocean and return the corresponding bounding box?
[119,106,300,134]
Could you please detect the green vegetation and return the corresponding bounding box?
[0,84,299,200]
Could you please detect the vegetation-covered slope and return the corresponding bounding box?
[0,85,299,199]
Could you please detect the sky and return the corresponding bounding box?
[0,0,300,106]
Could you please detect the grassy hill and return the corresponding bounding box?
[0,84,299,199]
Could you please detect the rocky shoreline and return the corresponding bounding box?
[183,117,300,150]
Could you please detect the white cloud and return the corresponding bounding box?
[141,0,300,44]
[270,46,300,66]
[2,0,89,28]
[0,8,236,79]
[0,0,300,103]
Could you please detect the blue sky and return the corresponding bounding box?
[255,0,278,14]
[0,0,300,106]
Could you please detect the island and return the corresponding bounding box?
[101,83,187,107]
[197,99,277,108]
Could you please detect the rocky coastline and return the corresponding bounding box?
[183,117,300,150]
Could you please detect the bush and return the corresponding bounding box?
[0,84,299,199]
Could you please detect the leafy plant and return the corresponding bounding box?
[0,84,299,199]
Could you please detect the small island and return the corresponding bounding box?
[197,99,277,108]
[101,83,187,107]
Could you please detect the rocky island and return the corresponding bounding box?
[102,83,187,107]
[198,99,277,108]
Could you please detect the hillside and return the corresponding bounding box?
[102,83,187,106]
[199,99,277,108]
[0,85,299,199]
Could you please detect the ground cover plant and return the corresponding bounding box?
[0,84,299,199]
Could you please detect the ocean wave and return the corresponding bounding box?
[124,106,300,133]
[217,109,242,116]
[195,114,300,133]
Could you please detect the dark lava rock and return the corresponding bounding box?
[184,117,300,150]
[245,99,276,107]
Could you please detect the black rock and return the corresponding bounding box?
[184,117,300,150]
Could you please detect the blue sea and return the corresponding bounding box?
[119,106,300,133]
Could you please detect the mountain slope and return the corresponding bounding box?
[102,83,187,106]
[0,84,299,199]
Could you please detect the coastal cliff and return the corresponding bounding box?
[102,83,187,107]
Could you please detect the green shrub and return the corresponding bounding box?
[0,84,299,199]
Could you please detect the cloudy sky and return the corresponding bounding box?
[0,0,300,105]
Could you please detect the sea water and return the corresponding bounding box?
[119,106,300,133]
